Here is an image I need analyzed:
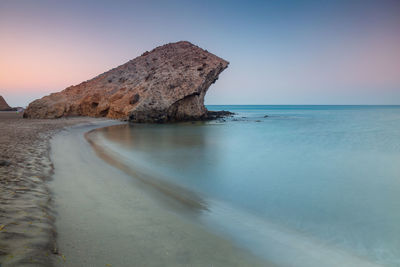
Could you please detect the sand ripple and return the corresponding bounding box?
[0,112,106,266]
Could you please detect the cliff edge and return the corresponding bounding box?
[23,41,229,122]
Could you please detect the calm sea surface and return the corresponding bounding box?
[94,105,400,266]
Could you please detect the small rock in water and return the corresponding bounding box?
[206,110,234,120]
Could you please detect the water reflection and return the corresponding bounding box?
[98,122,224,177]
[85,125,211,215]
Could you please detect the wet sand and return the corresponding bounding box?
[0,112,109,266]
[50,122,266,266]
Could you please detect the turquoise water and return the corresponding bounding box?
[96,105,400,266]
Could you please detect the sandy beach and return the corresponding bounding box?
[0,112,108,266]
[50,122,265,266]
[0,112,265,266]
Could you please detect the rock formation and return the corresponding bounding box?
[0,95,15,111]
[24,41,229,122]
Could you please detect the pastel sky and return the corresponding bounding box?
[1,0,399,107]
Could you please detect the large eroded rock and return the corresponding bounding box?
[24,41,229,122]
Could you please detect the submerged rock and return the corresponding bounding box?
[24,41,229,122]
[206,110,234,120]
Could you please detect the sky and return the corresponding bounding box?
[0,0,399,107]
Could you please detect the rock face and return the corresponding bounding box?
[24,41,229,122]
[0,95,13,111]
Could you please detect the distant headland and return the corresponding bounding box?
[0,95,21,112]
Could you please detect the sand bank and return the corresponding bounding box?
[0,112,109,266]
[50,122,265,266]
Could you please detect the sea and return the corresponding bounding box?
[89,105,400,266]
